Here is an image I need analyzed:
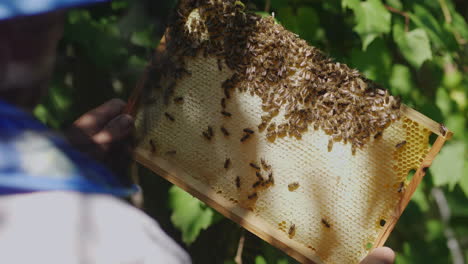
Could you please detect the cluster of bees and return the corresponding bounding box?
[243,159,275,201]
[154,0,401,155]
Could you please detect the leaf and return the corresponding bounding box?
[450,11,468,40]
[350,37,391,85]
[443,69,463,89]
[277,7,322,44]
[351,0,392,50]
[131,27,157,48]
[425,219,444,242]
[430,141,466,190]
[389,64,413,97]
[435,86,452,117]
[450,90,467,110]
[168,185,214,245]
[459,160,468,197]
[342,0,360,10]
[255,255,267,264]
[409,4,457,51]
[111,0,129,10]
[411,180,429,212]
[445,186,468,217]
[393,26,432,69]
[445,114,466,140]
[385,0,402,10]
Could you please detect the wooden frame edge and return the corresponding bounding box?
[401,104,453,139]
[134,147,323,264]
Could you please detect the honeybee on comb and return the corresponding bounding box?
[149,139,156,154]
[240,133,250,142]
[220,126,230,136]
[288,182,300,192]
[247,192,258,200]
[249,162,260,170]
[221,111,232,117]
[321,218,331,228]
[260,158,271,171]
[224,158,231,169]
[164,112,175,122]
[243,128,254,134]
[288,224,296,238]
[395,141,407,149]
[173,96,184,104]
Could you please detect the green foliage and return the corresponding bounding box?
[255,255,267,264]
[431,141,466,190]
[344,0,392,50]
[168,186,214,245]
[35,0,468,263]
[389,64,414,97]
[393,26,432,69]
[350,38,392,85]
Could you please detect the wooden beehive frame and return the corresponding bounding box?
[124,36,452,263]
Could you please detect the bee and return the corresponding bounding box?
[164,112,175,121]
[224,158,231,169]
[252,181,262,188]
[260,158,271,170]
[173,97,184,104]
[395,140,407,149]
[249,162,260,170]
[321,218,331,228]
[224,87,231,99]
[351,145,357,155]
[277,123,289,138]
[243,128,254,134]
[221,111,232,117]
[327,138,333,152]
[258,121,267,132]
[202,131,212,140]
[255,171,263,181]
[240,133,251,142]
[267,172,274,185]
[397,182,405,193]
[149,139,156,153]
[208,126,214,137]
[165,150,176,155]
[247,192,257,200]
[288,224,296,238]
[374,132,382,140]
[221,98,226,109]
[379,219,386,227]
[439,124,448,137]
[217,58,223,71]
[221,126,230,136]
[288,182,299,192]
[235,176,241,188]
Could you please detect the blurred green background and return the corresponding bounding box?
[35,0,468,263]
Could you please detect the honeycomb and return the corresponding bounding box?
[132,1,447,263]
[135,56,435,263]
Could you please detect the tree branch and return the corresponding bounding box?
[234,230,246,264]
[384,5,410,32]
[438,0,452,24]
[437,0,467,45]
[431,188,465,264]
